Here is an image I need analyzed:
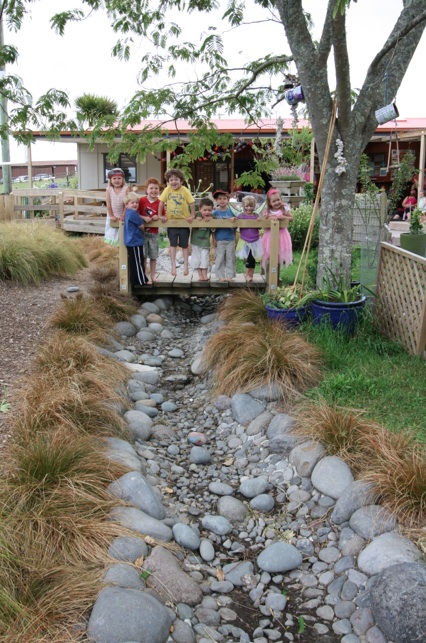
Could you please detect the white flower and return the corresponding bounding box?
[334,137,348,175]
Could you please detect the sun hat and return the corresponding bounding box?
[213,189,230,199]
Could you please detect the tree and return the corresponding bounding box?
[74,94,118,128]
[1,0,426,284]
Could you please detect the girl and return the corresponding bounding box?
[105,168,129,246]
[261,188,293,270]
[236,195,263,282]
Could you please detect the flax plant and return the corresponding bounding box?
[203,320,322,397]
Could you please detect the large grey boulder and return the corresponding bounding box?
[88,587,172,643]
[113,321,137,337]
[357,532,422,575]
[143,546,203,606]
[267,413,298,454]
[231,393,265,425]
[257,542,303,573]
[108,471,165,520]
[349,505,397,539]
[289,440,326,477]
[311,455,354,499]
[331,480,377,525]
[370,563,426,643]
[109,507,172,542]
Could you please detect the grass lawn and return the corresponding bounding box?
[303,314,426,442]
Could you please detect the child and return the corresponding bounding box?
[236,194,263,282]
[139,177,161,282]
[212,189,236,282]
[105,168,129,246]
[123,192,150,287]
[191,197,214,282]
[261,188,293,271]
[158,169,195,276]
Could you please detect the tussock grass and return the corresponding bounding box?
[0,222,87,284]
[78,235,118,266]
[294,400,426,526]
[203,320,322,397]
[293,400,373,472]
[14,378,129,442]
[90,263,119,285]
[34,332,129,394]
[48,293,111,342]
[217,290,267,324]
[360,427,426,527]
[90,289,139,322]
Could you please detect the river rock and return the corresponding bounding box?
[349,505,397,539]
[267,413,298,453]
[130,313,147,329]
[110,507,172,542]
[217,496,248,522]
[113,321,137,337]
[202,514,232,535]
[257,542,303,573]
[231,393,265,425]
[172,523,201,550]
[289,440,326,477]
[358,532,422,575]
[108,471,166,519]
[108,536,149,562]
[239,476,268,498]
[311,455,354,499]
[144,546,203,606]
[88,587,172,643]
[370,563,426,643]
[103,563,146,589]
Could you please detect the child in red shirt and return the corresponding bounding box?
[138,177,161,281]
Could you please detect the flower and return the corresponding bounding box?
[271,165,305,181]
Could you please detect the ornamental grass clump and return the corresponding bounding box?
[294,400,426,526]
[48,293,111,342]
[0,222,87,284]
[90,289,139,322]
[34,332,129,394]
[293,400,374,473]
[79,235,118,266]
[217,290,267,324]
[14,377,129,443]
[203,320,322,396]
[360,427,426,527]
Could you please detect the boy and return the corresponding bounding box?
[123,192,150,286]
[138,177,161,281]
[191,197,214,282]
[212,189,236,282]
[158,168,195,276]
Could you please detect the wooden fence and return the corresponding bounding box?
[0,189,107,231]
[376,242,426,357]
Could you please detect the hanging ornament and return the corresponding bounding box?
[284,85,304,106]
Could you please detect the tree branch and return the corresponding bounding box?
[332,9,352,129]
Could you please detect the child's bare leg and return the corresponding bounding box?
[182,247,189,275]
[197,268,203,280]
[150,259,157,281]
[170,246,177,276]
[201,268,209,281]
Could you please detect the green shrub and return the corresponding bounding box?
[288,203,319,251]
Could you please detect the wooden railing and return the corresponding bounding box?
[117,217,287,294]
[0,189,107,223]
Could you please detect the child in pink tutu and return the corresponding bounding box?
[261,188,293,271]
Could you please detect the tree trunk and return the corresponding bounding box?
[317,162,359,287]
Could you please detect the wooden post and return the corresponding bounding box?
[230,146,235,192]
[118,220,130,293]
[267,219,280,293]
[166,150,171,170]
[5,193,14,221]
[310,137,315,183]
[418,130,425,200]
[58,191,64,229]
[379,190,387,225]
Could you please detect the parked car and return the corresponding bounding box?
[34,173,52,181]
[13,175,29,183]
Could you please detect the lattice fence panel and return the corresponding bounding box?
[376,242,426,356]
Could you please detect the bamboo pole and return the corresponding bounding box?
[418,130,425,199]
[293,98,338,291]
[267,218,280,292]
[310,137,315,183]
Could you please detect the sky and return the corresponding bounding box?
[2,0,426,163]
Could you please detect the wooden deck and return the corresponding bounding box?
[133,272,266,296]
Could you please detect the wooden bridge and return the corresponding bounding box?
[117,218,285,296]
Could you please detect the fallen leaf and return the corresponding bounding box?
[216,568,225,581]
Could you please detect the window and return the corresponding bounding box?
[103,154,137,183]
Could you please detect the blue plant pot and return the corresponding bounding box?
[311,297,366,334]
[265,304,307,328]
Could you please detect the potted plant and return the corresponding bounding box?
[399,207,426,257]
[310,270,367,334]
[262,285,310,327]
[270,166,306,193]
